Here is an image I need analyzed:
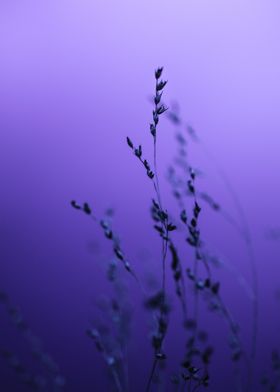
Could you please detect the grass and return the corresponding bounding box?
[71,67,258,391]
[1,67,274,392]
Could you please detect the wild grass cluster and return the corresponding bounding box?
[71,67,260,391]
[1,67,279,391]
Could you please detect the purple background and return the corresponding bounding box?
[1,1,280,391]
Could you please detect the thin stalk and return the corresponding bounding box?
[145,358,158,392]
[145,70,170,392]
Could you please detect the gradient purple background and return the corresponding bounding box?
[1,1,280,391]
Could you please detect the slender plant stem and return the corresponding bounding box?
[145,358,158,392]
[145,70,169,392]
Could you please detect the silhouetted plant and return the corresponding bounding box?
[165,104,259,372]
[87,255,132,392]
[70,202,140,284]
[70,67,267,392]
[126,68,172,391]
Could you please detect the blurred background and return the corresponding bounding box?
[0,1,280,390]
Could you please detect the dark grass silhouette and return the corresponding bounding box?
[71,68,261,391]
[2,67,277,392]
